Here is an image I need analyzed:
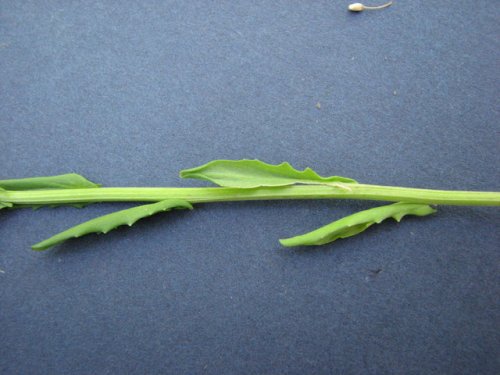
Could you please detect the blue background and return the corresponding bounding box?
[1,1,499,374]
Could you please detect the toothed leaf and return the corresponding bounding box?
[280,202,436,247]
[0,173,100,190]
[180,159,356,188]
[32,199,192,250]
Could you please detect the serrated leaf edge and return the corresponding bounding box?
[31,199,192,251]
[180,159,357,188]
[279,202,437,247]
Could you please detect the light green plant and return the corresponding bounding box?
[1,159,498,250]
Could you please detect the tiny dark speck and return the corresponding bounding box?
[368,268,383,276]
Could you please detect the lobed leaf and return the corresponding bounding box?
[279,202,436,247]
[180,159,357,188]
[32,199,192,251]
[0,173,100,190]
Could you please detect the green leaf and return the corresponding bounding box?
[0,202,13,210]
[32,199,193,251]
[29,203,93,210]
[0,173,100,190]
[279,202,436,247]
[180,159,357,188]
[0,188,11,209]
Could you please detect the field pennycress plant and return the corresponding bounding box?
[0,159,498,250]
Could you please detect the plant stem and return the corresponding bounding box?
[3,184,500,206]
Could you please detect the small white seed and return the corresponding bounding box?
[348,3,365,12]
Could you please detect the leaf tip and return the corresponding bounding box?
[31,242,49,251]
[279,238,293,247]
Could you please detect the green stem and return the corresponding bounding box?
[3,184,500,206]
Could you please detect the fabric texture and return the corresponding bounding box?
[1,1,499,374]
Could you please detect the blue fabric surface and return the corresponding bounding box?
[1,1,499,374]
